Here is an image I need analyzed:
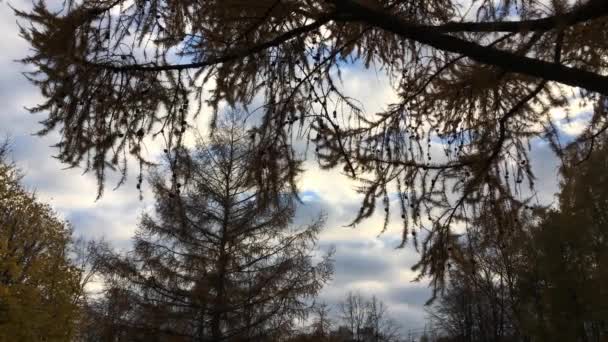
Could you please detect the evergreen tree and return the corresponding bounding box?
[92,116,334,341]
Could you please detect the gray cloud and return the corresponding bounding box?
[386,284,433,307]
[332,246,395,284]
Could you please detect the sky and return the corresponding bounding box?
[0,0,591,336]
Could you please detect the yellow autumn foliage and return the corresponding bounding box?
[0,156,81,341]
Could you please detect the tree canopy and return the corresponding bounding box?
[86,116,333,341]
[0,145,83,341]
[338,292,401,342]
[428,133,608,341]
[15,0,608,291]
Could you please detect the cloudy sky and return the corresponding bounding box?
[0,0,590,336]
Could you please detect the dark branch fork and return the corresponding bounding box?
[337,0,608,95]
[431,0,608,33]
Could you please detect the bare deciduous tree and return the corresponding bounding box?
[339,292,401,341]
[365,296,401,342]
[310,302,334,340]
[340,292,368,340]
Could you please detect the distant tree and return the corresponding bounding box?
[427,200,528,341]
[514,134,608,341]
[429,266,512,342]
[16,0,608,292]
[365,296,401,342]
[311,302,334,340]
[71,237,112,341]
[339,292,401,342]
[428,134,608,341]
[0,144,82,341]
[91,115,334,341]
[287,302,334,342]
[340,292,368,341]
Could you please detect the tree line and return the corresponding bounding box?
[2,119,608,341]
[421,135,608,341]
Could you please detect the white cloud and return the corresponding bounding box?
[559,119,588,136]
